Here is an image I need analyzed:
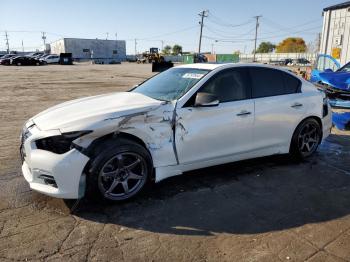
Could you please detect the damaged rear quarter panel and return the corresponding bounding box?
[72,102,178,168]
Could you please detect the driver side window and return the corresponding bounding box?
[199,68,251,103]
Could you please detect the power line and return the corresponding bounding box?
[138,26,198,41]
[204,25,256,39]
[207,11,254,28]
[258,25,321,40]
[261,17,320,34]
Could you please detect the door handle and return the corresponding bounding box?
[236,110,252,116]
[291,103,303,108]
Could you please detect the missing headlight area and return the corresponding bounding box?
[36,131,92,154]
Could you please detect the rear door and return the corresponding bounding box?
[249,67,306,152]
[175,67,255,164]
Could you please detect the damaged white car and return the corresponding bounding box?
[21,63,332,201]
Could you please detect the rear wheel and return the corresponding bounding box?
[290,118,321,159]
[87,139,152,201]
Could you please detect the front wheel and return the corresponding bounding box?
[87,139,152,201]
[290,118,321,159]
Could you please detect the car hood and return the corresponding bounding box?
[319,71,350,91]
[32,92,163,131]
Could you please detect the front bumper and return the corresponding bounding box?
[20,122,89,199]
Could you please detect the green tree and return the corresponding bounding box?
[162,45,172,55]
[172,44,182,55]
[256,42,276,53]
[276,37,306,53]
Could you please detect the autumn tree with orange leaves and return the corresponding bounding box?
[276,37,306,53]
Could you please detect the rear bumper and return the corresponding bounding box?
[322,109,332,140]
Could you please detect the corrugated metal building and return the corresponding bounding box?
[320,1,350,65]
[50,38,126,63]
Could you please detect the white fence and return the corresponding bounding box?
[239,53,318,63]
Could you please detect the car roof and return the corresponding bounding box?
[176,62,296,72]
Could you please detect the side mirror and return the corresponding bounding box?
[194,92,219,107]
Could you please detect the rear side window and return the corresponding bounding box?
[283,73,301,93]
[250,68,284,98]
[199,68,251,103]
[250,67,300,98]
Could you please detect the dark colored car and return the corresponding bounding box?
[277,58,293,66]
[291,58,311,66]
[0,54,18,65]
[10,56,46,66]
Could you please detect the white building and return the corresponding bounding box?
[320,1,350,65]
[50,38,126,63]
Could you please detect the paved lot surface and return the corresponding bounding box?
[0,63,350,262]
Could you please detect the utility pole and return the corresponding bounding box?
[134,39,137,55]
[115,33,117,41]
[41,32,46,46]
[253,15,262,62]
[106,32,109,40]
[5,31,9,53]
[316,32,321,53]
[22,40,24,52]
[161,40,164,51]
[198,10,208,54]
[211,43,214,54]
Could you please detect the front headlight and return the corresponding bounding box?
[35,130,92,154]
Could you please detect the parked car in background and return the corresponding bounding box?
[310,55,350,107]
[0,55,18,65]
[291,58,311,66]
[28,52,44,57]
[0,54,18,65]
[279,58,293,66]
[10,56,46,66]
[20,63,331,202]
[42,54,60,64]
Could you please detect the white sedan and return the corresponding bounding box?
[20,63,332,201]
[42,54,60,64]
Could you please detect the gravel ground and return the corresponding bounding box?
[0,63,350,262]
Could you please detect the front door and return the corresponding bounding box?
[175,67,254,165]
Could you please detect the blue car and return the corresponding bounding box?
[310,55,350,106]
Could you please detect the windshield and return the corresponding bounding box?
[132,67,210,101]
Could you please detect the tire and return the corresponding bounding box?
[290,118,322,159]
[86,138,153,202]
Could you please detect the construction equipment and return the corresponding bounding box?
[137,47,173,72]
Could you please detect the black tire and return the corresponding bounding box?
[86,138,153,202]
[290,118,322,159]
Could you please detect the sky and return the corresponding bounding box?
[0,0,342,54]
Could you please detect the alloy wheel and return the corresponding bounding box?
[98,152,147,200]
[297,122,320,156]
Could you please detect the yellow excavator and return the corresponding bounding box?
[137,48,173,72]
